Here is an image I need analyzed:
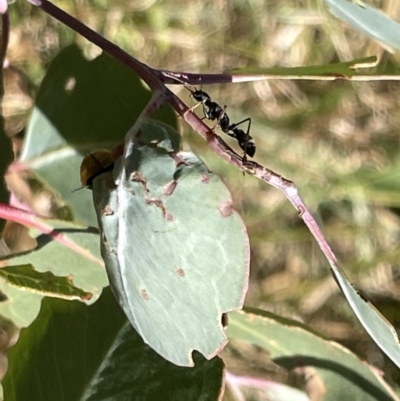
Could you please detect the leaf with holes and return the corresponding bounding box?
[92,119,250,366]
[0,220,107,327]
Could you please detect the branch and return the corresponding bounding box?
[25,0,338,272]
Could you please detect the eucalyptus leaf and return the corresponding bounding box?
[2,288,126,401]
[0,222,107,327]
[325,0,400,52]
[330,264,400,370]
[93,119,250,366]
[81,322,224,401]
[0,264,92,301]
[227,309,399,401]
[2,289,224,401]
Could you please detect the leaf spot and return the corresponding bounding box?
[140,288,149,300]
[146,198,174,221]
[130,172,149,192]
[103,206,114,216]
[175,267,185,277]
[219,201,233,217]
[172,153,190,166]
[201,174,210,183]
[146,198,162,207]
[163,180,177,196]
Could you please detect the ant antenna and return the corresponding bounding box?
[71,186,84,193]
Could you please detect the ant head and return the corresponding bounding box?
[184,84,202,92]
[184,85,210,103]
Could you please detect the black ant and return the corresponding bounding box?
[187,87,224,122]
[186,86,256,158]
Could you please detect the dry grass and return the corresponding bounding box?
[5,0,400,390]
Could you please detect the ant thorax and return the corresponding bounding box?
[204,101,223,121]
[219,112,230,131]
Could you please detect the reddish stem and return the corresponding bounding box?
[0,204,104,265]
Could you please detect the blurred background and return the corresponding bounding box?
[4,0,400,390]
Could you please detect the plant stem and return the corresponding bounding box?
[0,203,103,264]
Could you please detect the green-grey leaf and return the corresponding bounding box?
[227,309,399,401]
[325,0,400,52]
[0,223,107,327]
[330,264,400,370]
[93,119,250,366]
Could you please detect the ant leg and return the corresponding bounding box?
[188,102,202,113]
[243,118,252,161]
[185,85,214,118]
[212,105,228,131]
[188,104,207,122]
[229,117,251,133]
